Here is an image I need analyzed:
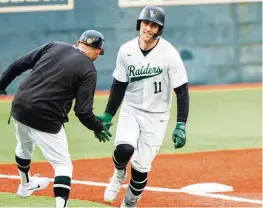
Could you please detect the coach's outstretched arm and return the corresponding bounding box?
[172,82,190,148]
[0,43,51,92]
[74,70,112,142]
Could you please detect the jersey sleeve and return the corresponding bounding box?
[113,46,128,82]
[168,48,188,88]
[74,69,103,132]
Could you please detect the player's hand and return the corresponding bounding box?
[96,112,113,123]
[95,122,113,142]
[172,122,187,149]
[95,113,113,142]
[0,90,7,95]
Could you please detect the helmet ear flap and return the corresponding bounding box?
[136,20,141,31]
[153,26,163,39]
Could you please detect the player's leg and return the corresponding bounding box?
[29,126,73,208]
[104,103,140,203]
[13,119,50,198]
[14,119,35,186]
[120,167,147,208]
[121,112,168,207]
[104,144,135,203]
[113,144,134,172]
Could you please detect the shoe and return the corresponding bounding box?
[120,188,141,208]
[17,174,50,197]
[104,169,127,202]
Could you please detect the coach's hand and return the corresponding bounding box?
[0,90,7,95]
[95,122,113,142]
[96,112,113,123]
[172,122,187,149]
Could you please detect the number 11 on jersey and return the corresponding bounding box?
[154,82,162,94]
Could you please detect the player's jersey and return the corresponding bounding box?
[113,37,188,113]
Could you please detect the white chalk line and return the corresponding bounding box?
[0,174,262,205]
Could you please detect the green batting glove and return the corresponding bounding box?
[96,112,112,123]
[102,121,112,137]
[95,122,113,142]
[172,122,187,149]
[95,131,110,142]
[96,113,113,139]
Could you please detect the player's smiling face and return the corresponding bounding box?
[140,20,159,42]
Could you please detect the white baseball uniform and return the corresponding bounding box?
[113,37,188,172]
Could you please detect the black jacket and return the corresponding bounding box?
[0,41,103,134]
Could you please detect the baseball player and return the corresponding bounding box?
[0,30,112,208]
[97,6,190,207]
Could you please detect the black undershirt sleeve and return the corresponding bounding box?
[173,83,190,124]
[105,78,128,117]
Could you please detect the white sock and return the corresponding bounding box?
[115,168,125,178]
[56,197,68,208]
[18,170,31,185]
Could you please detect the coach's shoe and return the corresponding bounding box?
[104,168,127,202]
[17,174,50,197]
[120,188,141,208]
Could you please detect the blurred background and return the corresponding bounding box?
[0,0,262,93]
